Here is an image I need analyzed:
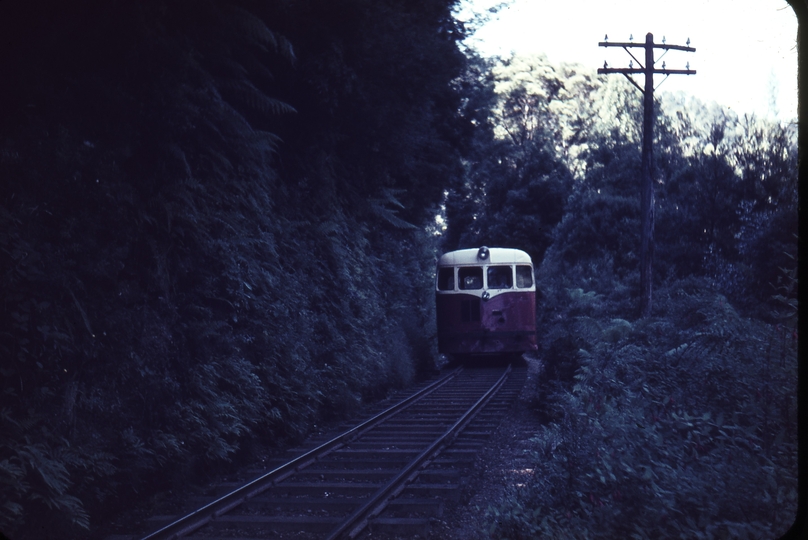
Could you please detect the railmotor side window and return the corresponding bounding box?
[516,265,534,288]
[458,266,483,290]
[487,266,513,289]
[437,267,455,290]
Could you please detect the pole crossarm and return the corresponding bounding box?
[598,68,696,76]
[598,41,696,53]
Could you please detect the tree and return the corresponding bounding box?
[654,94,798,312]
[443,53,576,262]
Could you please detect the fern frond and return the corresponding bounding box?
[52,493,89,529]
[316,220,341,236]
[369,188,416,229]
[199,148,234,176]
[250,129,283,152]
[222,4,295,61]
[1,500,23,519]
[219,79,297,116]
[0,458,25,483]
[17,443,71,495]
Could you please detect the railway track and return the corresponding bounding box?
[113,364,526,540]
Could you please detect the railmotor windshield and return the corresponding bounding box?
[515,265,533,288]
[487,266,513,289]
[458,266,483,290]
[437,267,454,291]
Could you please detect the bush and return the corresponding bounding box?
[488,278,798,539]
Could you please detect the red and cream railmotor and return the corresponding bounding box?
[435,247,537,361]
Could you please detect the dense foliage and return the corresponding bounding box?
[0,0,466,537]
[488,277,798,539]
[441,52,798,538]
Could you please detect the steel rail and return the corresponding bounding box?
[326,364,512,540]
[140,367,462,540]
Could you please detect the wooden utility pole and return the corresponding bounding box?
[598,33,695,317]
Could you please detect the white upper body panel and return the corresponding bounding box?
[437,247,532,267]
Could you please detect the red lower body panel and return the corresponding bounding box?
[436,292,537,355]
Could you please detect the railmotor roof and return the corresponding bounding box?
[437,247,532,266]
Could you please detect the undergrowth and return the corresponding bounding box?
[487,276,798,539]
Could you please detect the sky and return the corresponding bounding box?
[456,0,799,122]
